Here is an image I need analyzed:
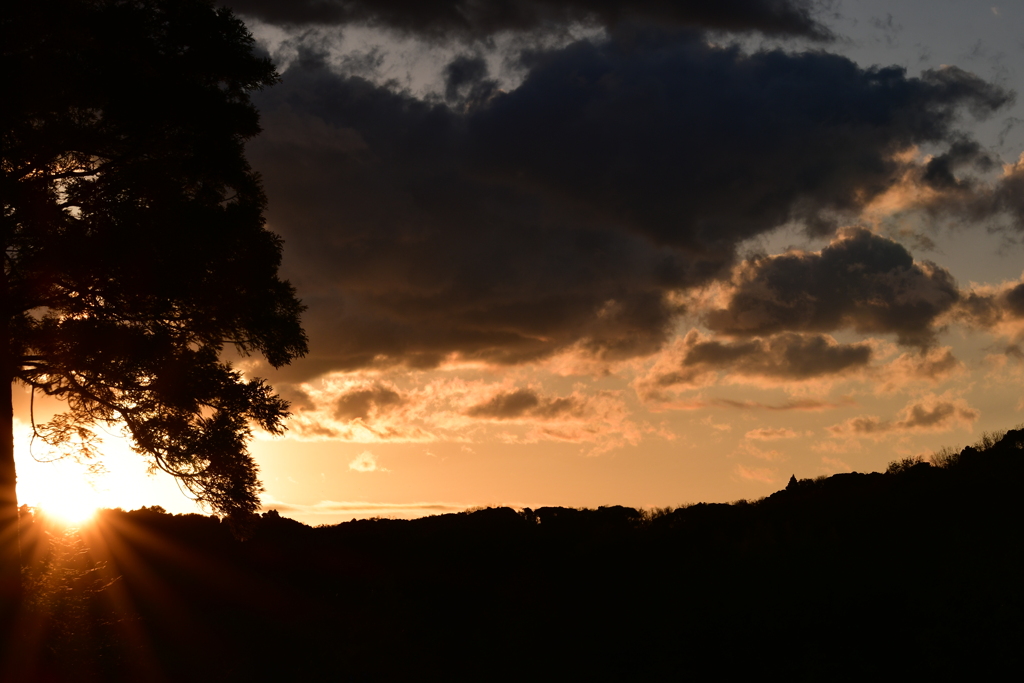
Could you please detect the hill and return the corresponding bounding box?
[5,429,1023,681]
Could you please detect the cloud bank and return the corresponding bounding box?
[248,32,1011,378]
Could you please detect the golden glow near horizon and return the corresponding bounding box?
[12,405,205,519]
[36,496,98,527]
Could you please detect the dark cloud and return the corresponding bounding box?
[1008,284,1024,316]
[921,138,997,190]
[334,383,404,421]
[443,54,496,107]
[892,403,953,429]
[465,388,578,419]
[704,229,960,347]
[914,152,1024,232]
[469,46,1009,247]
[954,276,1024,333]
[635,330,871,401]
[225,0,831,39]
[246,34,1008,377]
[687,333,872,378]
[466,388,540,418]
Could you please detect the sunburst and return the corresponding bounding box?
[31,474,104,526]
[39,494,99,526]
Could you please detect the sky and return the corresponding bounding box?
[15,0,1024,526]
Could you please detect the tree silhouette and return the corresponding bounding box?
[1,0,306,598]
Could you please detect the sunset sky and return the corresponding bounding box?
[16,0,1024,526]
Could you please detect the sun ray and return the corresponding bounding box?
[30,471,104,526]
[39,496,99,526]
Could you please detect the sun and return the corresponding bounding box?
[30,474,105,526]
[40,496,99,526]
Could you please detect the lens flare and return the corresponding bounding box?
[40,496,99,526]
[31,475,104,525]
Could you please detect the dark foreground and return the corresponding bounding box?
[3,430,1023,681]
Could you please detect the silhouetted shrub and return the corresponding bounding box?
[929,445,961,468]
[887,455,926,474]
[974,430,1006,451]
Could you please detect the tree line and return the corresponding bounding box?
[4,428,1022,681]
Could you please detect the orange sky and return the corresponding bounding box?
[15,1,1024,526]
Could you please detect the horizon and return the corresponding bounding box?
[20,422,1024,530]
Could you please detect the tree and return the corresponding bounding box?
[1,0,307,599]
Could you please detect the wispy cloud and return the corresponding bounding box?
[348,450,389,473]
[745,427,806,440]
[645,396,855,413]
[827,393,979,439]
[734,463,777,484]
[278,373,655,454]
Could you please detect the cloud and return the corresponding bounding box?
[468,48,1009,249]
[704,228,960,347]
[334,383,405,421]
[457,385,651,454]
[848,145,1024,237]
[643,395,856,412]
[700,415,732,432]
[736,439,788,461]
[282,374,648,453]
[827,394,979,438]
[920,138,999,190]
[915,151,1024,234]
[819,455,852,473]
[465,388,578,419]
[953,273,1024,340]
[720,398,853,411]
[873,346,964,393]
[226,0,832,39]
[634,329,872,402]
[694,398,855,411]
[349,450,388,472]
[244,32,1010,379]
[745,427,804,440]
[734,463,776,484]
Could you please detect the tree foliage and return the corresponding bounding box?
[2,0,307,520]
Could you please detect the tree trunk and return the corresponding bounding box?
[0,251,19,614]
[0,383,19,624]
